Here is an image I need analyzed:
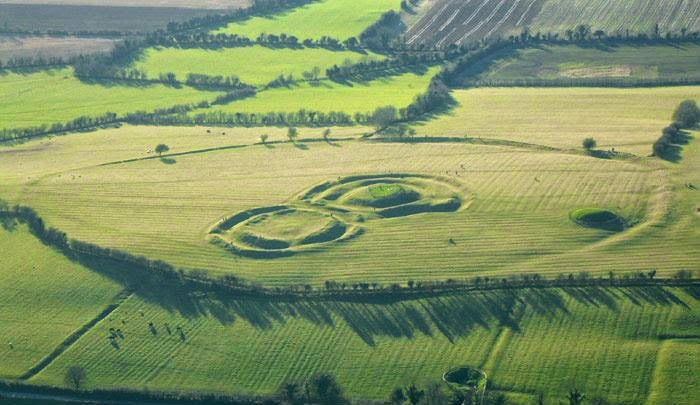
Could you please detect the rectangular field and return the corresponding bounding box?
[134,46,383,85]
[0,4,226,33]
[0,35,115,62]
[0,0,249,8]
[417,86,700,156]
[465,43,700,86]
[213,0,402,40]
[0,68,221,130]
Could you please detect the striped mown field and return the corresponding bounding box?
[2,108,697,286]
[26,285,700,402]
[0,224,122,378]
[417,86,700,156]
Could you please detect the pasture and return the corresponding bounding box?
[406,0,700,46]
[134,46,383,85]
[466,43,700,86]
[213,0,402,40]
[416,86,700,156]
[0,35,115,62]
[0,68,221,130]
[2,96,698,287]
[24,283,700,402]
[0,223,122,379]
[194,66,440,116]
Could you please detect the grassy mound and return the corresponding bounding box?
[302,174,468,218]
[570,208,627,232]
[344,183,421,208]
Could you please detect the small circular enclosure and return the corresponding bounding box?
[209,206,359,258]
[300,174,469,219]
[570,208,627,232]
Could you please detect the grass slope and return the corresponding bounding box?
[647,339,700,405]
[0,68,221,130]
[470,43,700,85]
[134,46,383,85]
[0,224,122,378]
[195,66,439,115]
[28,286,700,402]
[213,0,402,40]
[417,86,700,155]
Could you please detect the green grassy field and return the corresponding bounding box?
[0,224,122,379]
[0,68,221,130]
[416,86,700,156]
[1,90,697,288]
[468,43,700,85]
[133,45,383,85]
[22,284,699,403]
[213,0,402,40]
[193,66,439,115]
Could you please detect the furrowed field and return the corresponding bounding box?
[0,36,116,62]
[406,0,700,46]
[214,0,402,40]
[133,46,384,85]
[0,68,220,130]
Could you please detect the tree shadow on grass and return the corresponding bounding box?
[159,157,177,165]
[51,245,700,346]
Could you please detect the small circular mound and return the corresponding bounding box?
[300,174,469,219]
[443,366,487,397]
[570,208,627,232]
[209,207,358,258]
[344,183,421,208]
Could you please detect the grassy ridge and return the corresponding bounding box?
[0,224,122,378]
[193,66,440,115]
[417,86,700,156]
[134,46,384,85]
[28,286,700,402]
[0,68,221,130]
[647,339,700,405]
[471,44,700,85]
[213,0,402,40]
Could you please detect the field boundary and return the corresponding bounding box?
[18,290,134,381]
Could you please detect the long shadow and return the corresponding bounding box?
[32,239,700,347]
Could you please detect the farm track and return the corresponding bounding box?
[19,289,134,381]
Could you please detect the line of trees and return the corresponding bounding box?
[0,55,73,72]
[652,100,699,159]
[0,113,119,142]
